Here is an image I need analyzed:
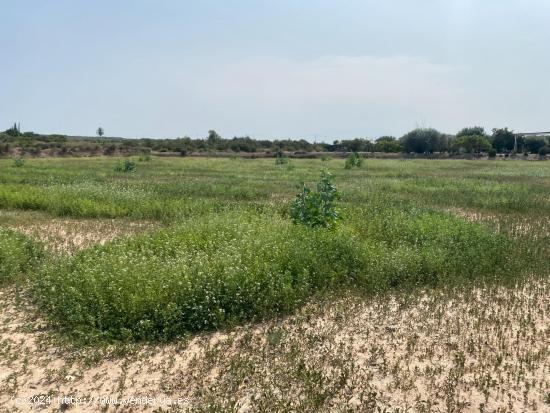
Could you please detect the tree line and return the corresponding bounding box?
[1,125,549,157]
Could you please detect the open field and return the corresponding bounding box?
[0,157,549,412]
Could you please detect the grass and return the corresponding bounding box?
[0,157,548,341]
[0,157,548,220]
[0,227,42,285]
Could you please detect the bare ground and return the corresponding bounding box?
[0,210,157,254]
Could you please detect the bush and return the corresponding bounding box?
[115,159,136,172]
[290,170,340,228]
[344,152,363,169]
[12,157,25,167]
[103,144,116,156]
[0,228,42,285]
[138,154,151,162]
[320,154,332,161]
[488,148,497,158]
[538,146,550,156]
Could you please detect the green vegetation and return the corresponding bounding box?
[0,228,42,285]
[290,170,340,228]
[451,135,492,154]
[399,128,448,154]
[12,157,24,167]
[2,125,549,157]
[344,152,363,169]
[33,205,514,341]
[0,157,548,342]
[374,136,402,152]
[114,159,136,172]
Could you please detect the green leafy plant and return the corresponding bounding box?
[290,170,340,228]
[344,152,363,169]
[320,154,332,161]
[138,154,151,162]
[12,157,25,167]
[115,159,136,172]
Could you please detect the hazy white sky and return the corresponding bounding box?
[1,0,549,141]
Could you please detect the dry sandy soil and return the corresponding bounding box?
[0,278,548,413]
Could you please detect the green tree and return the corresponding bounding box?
[97,127,104,138]
[451,135,491,154]
[524,137,547,154]
[207,130,222,147]
[400,128,445,153]
[4,123,20,137]
[491,128,517,152]
[457,126,486,138]
[375,136,402,152]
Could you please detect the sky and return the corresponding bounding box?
[1,0,549,141]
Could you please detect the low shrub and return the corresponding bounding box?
[115,159,136,172]
[0,228,43,285]
[12,157,25,167]
[344,152,362,169]
[290,170,340,228]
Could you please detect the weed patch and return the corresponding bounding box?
[32,208,515,341]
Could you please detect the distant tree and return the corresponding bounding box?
[4,123,20,137]
[524,137,547,154]
[457,126,486,138]
[451,135,491,154]
[376,136,397,143]
[97,127,104,138]
[491,128,516,152]
[334,138,373,152]
[374,136,402,153]
[207,130,221,144]
[400,128,445,153]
